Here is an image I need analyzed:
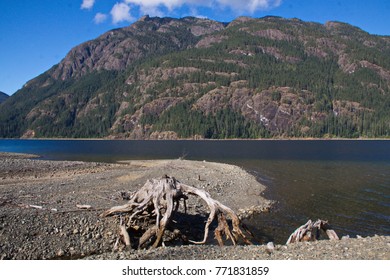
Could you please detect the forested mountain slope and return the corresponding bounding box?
[1,16,389,139]
[0,91,8,104]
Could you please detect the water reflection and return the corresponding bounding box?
[240,160,390,243]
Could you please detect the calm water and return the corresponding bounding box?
[1,139,389,243]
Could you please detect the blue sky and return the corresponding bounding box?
[0,0,389,96]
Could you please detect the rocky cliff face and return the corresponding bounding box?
[1,16,389,139]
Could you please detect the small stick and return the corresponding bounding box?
[29,204,44,210]
[76,204,92,209]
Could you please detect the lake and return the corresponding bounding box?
[1,139,389,243]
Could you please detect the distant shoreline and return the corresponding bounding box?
[1,137,389,141]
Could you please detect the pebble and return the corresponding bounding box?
[57,249,65,257]
[266,242,275,253]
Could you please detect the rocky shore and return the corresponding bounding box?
[0,152,389,260]
[86,235,390,260]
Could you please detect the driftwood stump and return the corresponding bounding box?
[101,175,252,249]
[286,219,339,244]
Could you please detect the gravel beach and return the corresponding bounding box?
[0,152,389,260]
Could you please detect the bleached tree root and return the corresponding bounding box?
[286,219,339,244]
[119,216,131,247]
[101,175,252,249]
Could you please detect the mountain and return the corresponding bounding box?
[0,16,389,139]
[0,91,8,104]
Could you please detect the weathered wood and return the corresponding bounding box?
[139,226,157,249]
[286,219,340,244]
[119,224,131,246]
[101,175,252,249]
[76,204,92,209]
[316,220,339,240]
[29,204,44,210]
[119,216,131,247]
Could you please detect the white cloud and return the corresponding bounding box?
[218,0,282,13]
[124,0,281,14]
[111,2,134,24]
[125,0,209,15]
[188,6,208,19]
[94,13,108,24]
[125,1,205,11]
[88,0,282,26]
[81,0,95,10]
